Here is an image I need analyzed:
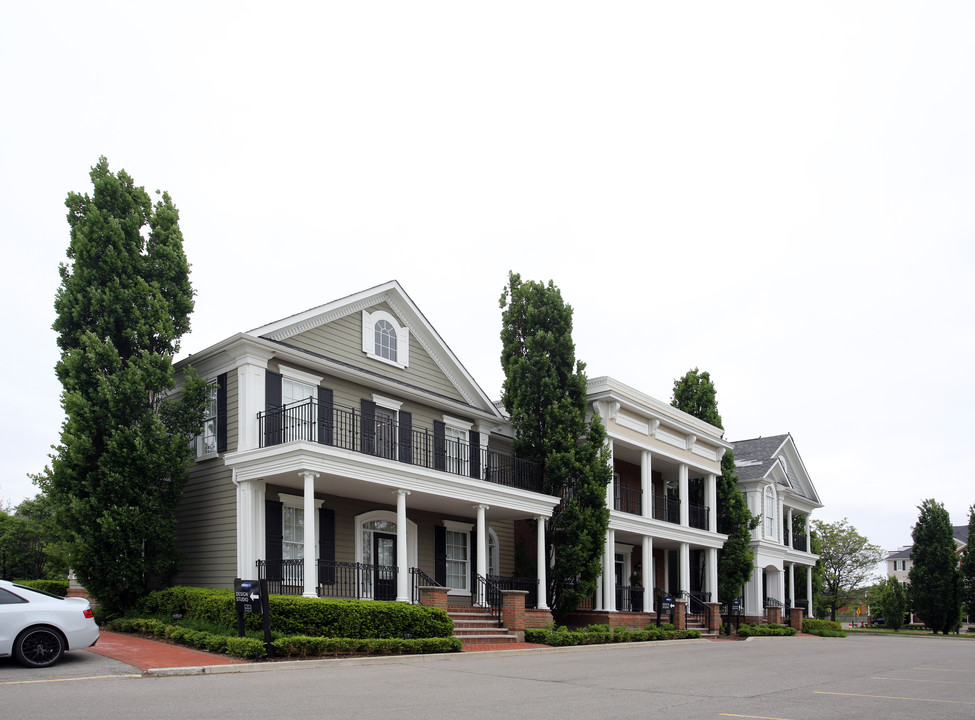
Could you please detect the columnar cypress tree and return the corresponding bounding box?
[671,368,759,604]
[962,505,975,622]
[499,272,611,617]
[908,499,962,634]
[40,157,207,612]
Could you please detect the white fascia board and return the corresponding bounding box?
[223,444,560,516]
[783,547,819,564]
[604,429,722,475]
[608,513,726,549]
[588,377,732,451]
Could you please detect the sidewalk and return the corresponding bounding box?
[85,631,247,671]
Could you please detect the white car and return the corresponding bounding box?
[0,579,100,667]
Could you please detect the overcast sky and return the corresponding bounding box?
[2,3,973,560]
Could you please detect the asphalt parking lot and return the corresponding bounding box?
[2,633,973,719]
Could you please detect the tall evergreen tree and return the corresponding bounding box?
[962,505,975,622]
[499,272,611,617]
[670,368,759,604]
[908,498,962,634]
[40,157,207,612]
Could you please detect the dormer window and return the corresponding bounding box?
[362,310,410,368]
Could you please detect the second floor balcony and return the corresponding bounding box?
[256,398,543,493]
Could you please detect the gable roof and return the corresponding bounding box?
[954,525,969,548]
[245,280,503,418]
[731,433,822,505]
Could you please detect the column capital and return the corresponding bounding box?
[474,503,490,512]
[298,471,320,481]
[393,488,411,497]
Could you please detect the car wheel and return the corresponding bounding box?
[14,626,66,668]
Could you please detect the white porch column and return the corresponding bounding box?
[806,522,812,554]
[595,573,604,611]
[806,566,814,617]
[679,542,690,594]
[642,536,653,598]
[777,568,786,604]
[235,475,265,579]
[395,490,411,602]
[641,451,651,518]
[788,562,796,608]
[236,354,270,451]
[536,516,548,610]
[604,528,616,611]
[706,473,717,533]
[786,508,794,548]
[707,547,718,601]
[678,463,689,527]
[300,471,319,598]
[475,504,489,585]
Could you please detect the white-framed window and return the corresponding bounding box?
[443,520,472,594]
[373,395,402,461]
[278,493,324,566]
[279,365,322,442]
[443,416,473,476]
[487,528,499,577]
[195,380,219,458]
[764,486,777,540]
[362,310,410,368]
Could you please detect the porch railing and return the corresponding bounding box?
[257,398,542,493]
[688,503,710,530]
[257,559,397,600]
[652,495,680,524]
[409,567,442,605]
[685,590,711,627]
[791,531,808,551]
[615,584,645,612]
[614,484,643,515]
[487,575,539,609]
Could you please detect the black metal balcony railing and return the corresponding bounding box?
[652,495,680,524]
[791,531,808,552]
[614,484,643,515]
[257,398,542,493]
[689,502,710,530]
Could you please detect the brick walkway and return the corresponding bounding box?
[85,631,246,671]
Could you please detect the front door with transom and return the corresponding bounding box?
[373,532,396,601]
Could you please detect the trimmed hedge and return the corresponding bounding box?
[735,623,796,638]
[135,587,454,639]
[525,625,701,646]
[803,618,847,637]
[15,579,69,597]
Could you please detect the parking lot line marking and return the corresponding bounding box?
[719,714,793,719]
[872,676,975,686]
[1,674,141,686]
[915,667,975,673]
[814,691,975,706]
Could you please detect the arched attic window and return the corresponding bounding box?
[362,310,410,368]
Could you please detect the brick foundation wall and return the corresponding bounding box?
[525,608,554,628]
[560,611,654,630]
[419,586,448,611]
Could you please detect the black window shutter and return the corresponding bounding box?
[398,410,412,464]
[360,399,376,455]
[468,430,480,479]
[265,500,283,581]
[434,525,447,586]
[319,507,335,585]
[318,387,333,446]
[216,372,228,453]
[433,420,446,471]
[265,370,283,446]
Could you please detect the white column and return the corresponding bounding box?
[706,473,717,533]
[475,505,489,584]
[806,566,814,617]
[604,528,616,611]
[236,353,270,451]
[395,490,411,602]
[595,573,604,611]
[778,497,785,543]
[707,547,718,601]
[300,471,319,598]
[777,568,786,604]
[642,536,653,598]
[235,475,265,578]
[806,521,812,554]
[536,516,548,610]
[788,562,796,608]
[786,508,794,548]
[641,451,651,518]
[678,464,689,527]
[679,542,690,594]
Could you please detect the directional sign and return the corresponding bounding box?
[235,578,264,615]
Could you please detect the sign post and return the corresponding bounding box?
[234,578,274,658]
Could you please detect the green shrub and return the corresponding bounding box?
[271,635,461,657]
[525,625,699,647]
[225,637,267,659]
[803,618,847,637]
[15,579,70,597]
[735,623,796,638]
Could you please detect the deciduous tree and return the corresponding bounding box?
[499,272,611,617]
[39,157,207,612]
[908,499,962,634]
[812,518,884,621]
[671,368,759,604]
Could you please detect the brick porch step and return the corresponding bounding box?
[448,606,520,647]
